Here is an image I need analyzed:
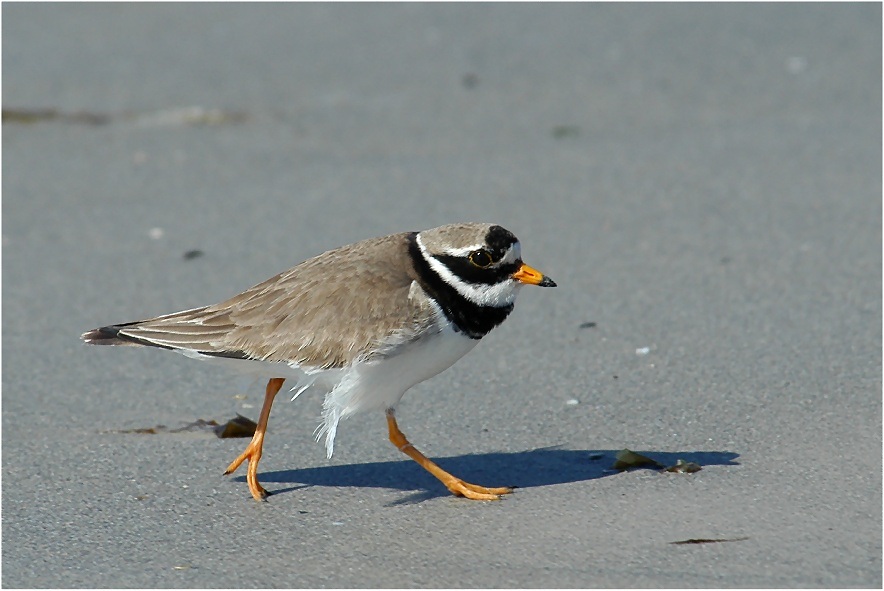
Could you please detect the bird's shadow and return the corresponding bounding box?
[246,448,740,505]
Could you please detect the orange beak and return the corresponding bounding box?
[512,263,556,287]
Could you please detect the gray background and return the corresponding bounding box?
[3,3,880,588]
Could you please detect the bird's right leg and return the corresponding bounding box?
[386,409,514,500]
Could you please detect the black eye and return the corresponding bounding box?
[468,249,493,268]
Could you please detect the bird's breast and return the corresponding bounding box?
[331,318,480,414]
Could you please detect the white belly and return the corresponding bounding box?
[315,321,479,457]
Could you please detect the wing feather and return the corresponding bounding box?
[82,232,436,369]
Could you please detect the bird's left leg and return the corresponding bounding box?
[224,377,285,501]
[386,409,514,501]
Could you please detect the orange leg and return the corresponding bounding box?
[386,409,513,501]
[224,377,285,501]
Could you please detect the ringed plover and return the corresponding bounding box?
[82,223,556,501]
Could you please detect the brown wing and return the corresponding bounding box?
[82,232,435,368]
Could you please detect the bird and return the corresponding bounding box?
[81,223,556,501]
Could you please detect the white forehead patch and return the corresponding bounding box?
[500,242,521,264]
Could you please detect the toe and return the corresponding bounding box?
[448,480,510,501]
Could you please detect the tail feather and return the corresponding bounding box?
[81,323,163,347]
[81,317,247,358]
[81,300,269,362]
[81,325,129,345]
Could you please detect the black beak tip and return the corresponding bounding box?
[539,276,557,288]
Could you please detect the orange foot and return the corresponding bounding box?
[224,437,270,501]
[445,479,515,501]
[224,377,284,501]
[386,409,515,501]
